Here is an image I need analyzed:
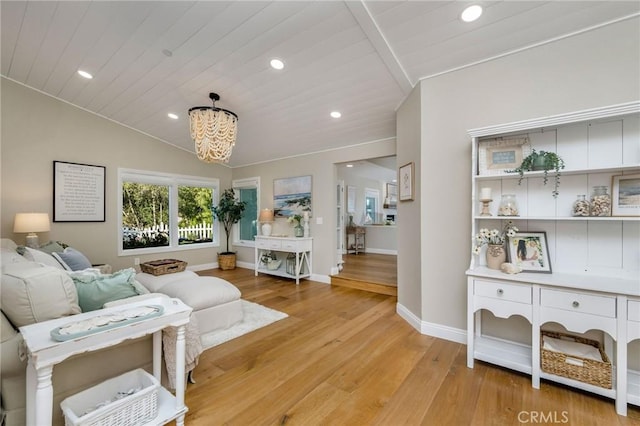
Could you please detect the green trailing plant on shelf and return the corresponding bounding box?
[508,149,565,197]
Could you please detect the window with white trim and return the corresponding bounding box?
[232,177,260,245]
[118,169,219,255]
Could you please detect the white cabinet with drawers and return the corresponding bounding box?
[466,103,640,416]
[254,236,312,284]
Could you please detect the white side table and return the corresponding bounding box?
[19,296,192,426]
[255,236,312,284]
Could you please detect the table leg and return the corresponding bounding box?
[27,361,53,426]
[175,325,186,426]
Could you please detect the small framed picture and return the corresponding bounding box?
[478,137,531,175]
[612,173,640,217]
[506,231,552,273]
[399,162,414,201]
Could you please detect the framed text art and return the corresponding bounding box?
[478,137,531,175]
[273,175,312,218]
[399,162,414,201]
[612,173,640,217]
[506,231,552,273]
[53,161,106,222]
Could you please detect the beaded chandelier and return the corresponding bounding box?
[188,93,238,163]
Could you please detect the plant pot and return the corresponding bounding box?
[486,244,506,270]
[531,155,547,171]
[218,253,236,270]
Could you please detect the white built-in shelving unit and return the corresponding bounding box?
[466,102,640,416]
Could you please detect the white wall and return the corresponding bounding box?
[1,78,232,271]
[395,18,640,350]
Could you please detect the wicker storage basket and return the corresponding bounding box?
[140,259,187,276]
[540,330,611,389]
[218,253,236,270]
[60,369,159,426]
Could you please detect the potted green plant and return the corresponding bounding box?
[212,188,247,270]
[509,149,565,197]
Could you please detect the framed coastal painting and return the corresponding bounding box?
[612,173,640,217]
[399,162,414,201]
[273,175,312,218]
[506,231,551,273]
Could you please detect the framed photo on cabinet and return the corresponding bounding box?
[398,162,414,201]
[611,173,640,216]
[506,231,551,273]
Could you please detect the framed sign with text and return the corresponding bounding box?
[478,137,531,175]
[53,161,106,222]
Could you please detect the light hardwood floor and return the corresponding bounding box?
[187,267,640,425]
[332,253,397,296]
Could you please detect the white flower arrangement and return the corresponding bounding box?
[472,221,518,255]
[287,214,303,227]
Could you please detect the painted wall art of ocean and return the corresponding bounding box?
[274,192,311,217]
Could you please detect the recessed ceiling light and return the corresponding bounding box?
[167,113,179,120]
[270,58,284,70]
[461,5,482,22]
[77,70,93,79]
[346,164,354,168]
[330,111,342,118]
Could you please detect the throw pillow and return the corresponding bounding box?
[70,268,141,312]
[1,262,81,327]
[38,241,66,255]
[20,247,65,269]
[52,247,92,271]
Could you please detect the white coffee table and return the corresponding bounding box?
[19,296,192,426]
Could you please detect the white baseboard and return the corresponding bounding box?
[188,262,218,271]
[362,248,397,255]
[236,260,254,270]
[396,302,466,344]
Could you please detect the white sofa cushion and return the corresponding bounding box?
[152,277,241,311]
[1,262,81,327]
[1,247,28,268]
[135,270,199,292]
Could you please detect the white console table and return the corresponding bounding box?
[19,296,192,426]
[255,236,312,284]
[467,268,640,416]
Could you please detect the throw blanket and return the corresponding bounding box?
[162,313,203,390]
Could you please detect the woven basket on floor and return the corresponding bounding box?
[540,330,611,389]
[218,253,236,270]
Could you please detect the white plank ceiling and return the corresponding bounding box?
[2,1,639,167]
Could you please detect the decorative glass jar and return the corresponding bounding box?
[572,195,590,217]
[498,194,519,216]
[590,186,611,216]
[294,225,304,237]
[286,253,296,275]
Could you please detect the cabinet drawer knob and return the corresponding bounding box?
[572,301,580,308]
[497,289,504,295]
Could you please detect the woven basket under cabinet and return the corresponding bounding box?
[540,330,611,389]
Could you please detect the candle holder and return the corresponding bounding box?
[480,198,493,216]
[303,216,310,237]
